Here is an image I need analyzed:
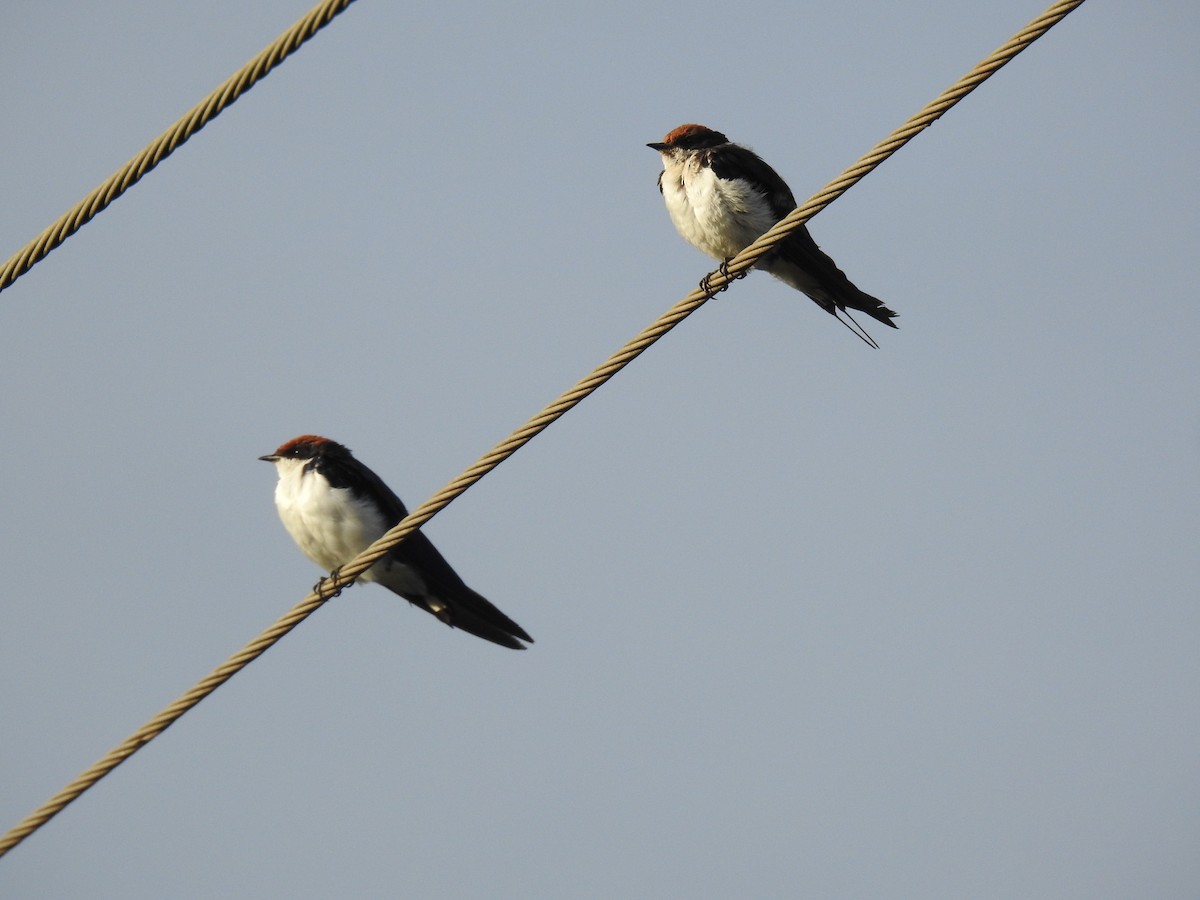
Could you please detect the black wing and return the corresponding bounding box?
[707,144,798,220]
[318,449,534,648]
[710,146,897,329]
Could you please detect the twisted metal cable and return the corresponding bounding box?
[708,0,1088,291]
[0,0,1086,859]
[0,0,357,296]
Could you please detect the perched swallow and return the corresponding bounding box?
[649,123,898,347]
[260,435,532,650]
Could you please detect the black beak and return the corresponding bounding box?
[258,454,279,462]
[647,142,667,151]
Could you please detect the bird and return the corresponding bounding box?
[648,123,898,347]
[259,435,533,650]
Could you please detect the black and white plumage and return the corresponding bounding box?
[648,123,898,346]
[260,435,533,650]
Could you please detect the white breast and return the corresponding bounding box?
[272,458,389,578]
[659,159,777,261]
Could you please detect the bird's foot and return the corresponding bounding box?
[699,258,746,296]
[314,567,346,598]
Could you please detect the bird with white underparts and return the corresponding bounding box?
[648,123,898,348]
[260,435,533,650]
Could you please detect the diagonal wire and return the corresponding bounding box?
[0,0,357,296]
[0,0,1087,859]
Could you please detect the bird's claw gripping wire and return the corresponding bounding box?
[699,258,746,297]
[314,567,346,598]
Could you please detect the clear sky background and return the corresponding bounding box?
[1,1,1197,897]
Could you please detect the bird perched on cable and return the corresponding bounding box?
[260,435,533,650]
[648,123,898,347]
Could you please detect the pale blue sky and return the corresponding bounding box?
[2,1,1197,897]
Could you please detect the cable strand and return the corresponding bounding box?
[0,0,357,295]
[0,0,1086,859]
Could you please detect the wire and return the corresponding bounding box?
[0,0,357,296]
[0,0,1087,859]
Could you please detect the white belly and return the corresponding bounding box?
[660,161,777,261]
[274,464,388,578]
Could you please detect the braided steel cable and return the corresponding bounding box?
[0,0,1087,859]
[0,0,357,295]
